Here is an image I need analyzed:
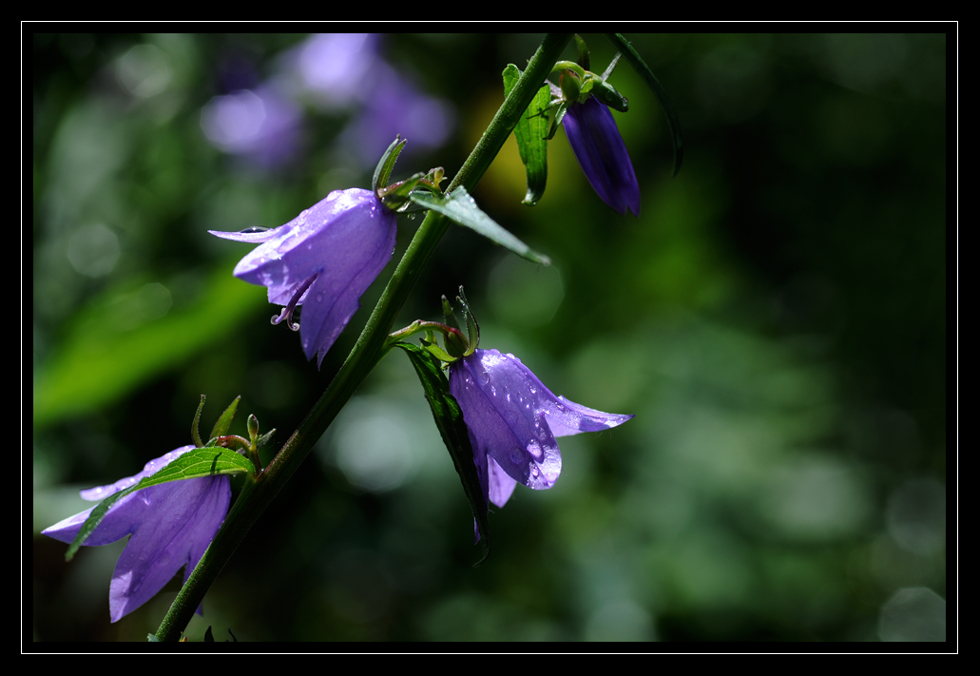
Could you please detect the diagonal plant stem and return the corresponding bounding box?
[153,32,572,642]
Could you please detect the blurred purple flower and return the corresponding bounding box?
[293,33,383,110]
[210,188,397,367]
[449,349,633,540]
[42,446,231,623]
[563,95,640,216]
[337,63,456,169]
[200,83,303,169]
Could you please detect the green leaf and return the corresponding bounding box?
[209,396,240,441]
[503,64,551,206]
[409,187,550,266]
[64,447,254,561]
[32,268,262,430]
[393,342,490,564]
[605,32,684,177]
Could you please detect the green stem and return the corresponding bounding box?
[153,32,572,642]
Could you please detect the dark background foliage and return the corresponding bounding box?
[32,32,947,642]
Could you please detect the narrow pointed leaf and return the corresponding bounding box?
[503,64,550,206]
[209,396,240,441]
[605,32,683,177]
[65,447,254,561]
[410,187,550,265]
[393,342,490,564]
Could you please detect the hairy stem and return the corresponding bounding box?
[153,32,572,642]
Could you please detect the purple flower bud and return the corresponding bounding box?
[562,95,641,216]
[449,349,633,541]
[42,447,231,623]
[210,188,397,368]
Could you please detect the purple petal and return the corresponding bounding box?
[106,474,230,622]
[296,204,397,366]
[563,96,640,216]
[487,456,517,508]
[41,446,231,622]
[209,188,397,366]
[450,349,562,491]
[540,395,634,437]
[207,226,284,244]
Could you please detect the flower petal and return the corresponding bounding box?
[487,456,517,508]
[540,395,635,437]
[563,96,640,216]
[450,349,562,491]
[209,188,397,367]
[41,446,231,622]
[107,475,230,622]
[296,205,397,365]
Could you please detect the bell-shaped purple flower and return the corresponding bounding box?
[449,349,633,538]
[42,446,231,623]
[563,95,641,216]
[210,188,397,367]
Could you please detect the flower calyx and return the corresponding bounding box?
[544,36,629,140]
[387,286,480,363]
[372,135,447,212]
[190,394,271,474]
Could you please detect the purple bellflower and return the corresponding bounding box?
[210,188,397,367]
[449,349,633,540]
[42,446,231,623]
[563,95,641,216]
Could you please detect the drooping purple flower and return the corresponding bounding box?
[563,95,641,216]
[448,348,633,540]
[42,446,231,623]
[210,188,397,367]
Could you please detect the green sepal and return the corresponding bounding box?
[420,337,456,363]
[574,34,591,71]
[545,101,568,141]
[191,394,206,448]
[503,64,550,206]
[255,429,276,452]
[409,187,550,266]
[605,33,684,177]
[64,446,255,561]
[209,396,240,441]
[379,171,426,210]
[559,69,582,104]
[456,287,479,355]
[441,295,462,332]
[591,78,629,113]
[393,342,490,564]
[372,135,407,193]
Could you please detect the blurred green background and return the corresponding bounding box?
[32,33,947,642]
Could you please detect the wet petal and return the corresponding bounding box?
[209,188,397,367]
[450,350,562,491]
[41,446,231,622]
